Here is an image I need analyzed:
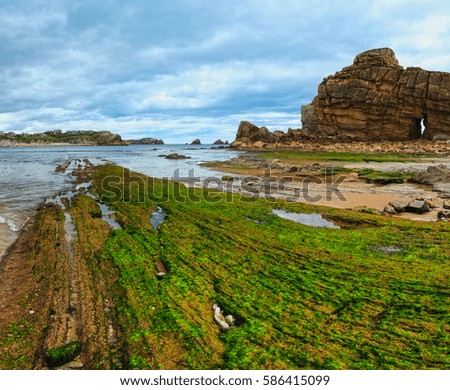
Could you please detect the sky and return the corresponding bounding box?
[0,0,450,143]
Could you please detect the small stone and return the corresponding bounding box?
[156,272,166,279]
[64,361,84,369]
[225,315,236,326]
[383,205,397,215]
[425,199,440,209]
[443,200,450,210]
[29,310,35,315]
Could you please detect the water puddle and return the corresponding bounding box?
[374,245,402,254]
[75,181,92,192]
[272,209,340,229]
[98,203,122,230]
[150,207,166,231]
[46,191,76,210]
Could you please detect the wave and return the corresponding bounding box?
[0,215,29,232]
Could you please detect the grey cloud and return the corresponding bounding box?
[0,0,449,142]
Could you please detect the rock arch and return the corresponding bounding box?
[301,48,450,141]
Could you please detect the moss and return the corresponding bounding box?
[357,169,414,184]
[88,164,450,369]
[45,342,82,368]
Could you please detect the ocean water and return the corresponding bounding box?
[0,144,243,257]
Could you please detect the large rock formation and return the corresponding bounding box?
[301,48,450,141]
[230,121,279,148]
[0,130,126,146]
[97,131,125,145]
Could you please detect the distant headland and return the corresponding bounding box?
[0,130,126,147]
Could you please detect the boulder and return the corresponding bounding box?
[425,199,440,209]
[230,121,278,147]
[437,210,450,220]
[301,48,450,141]
[443,200,450,210]
[163,153,191,160]
[383,204,397,215]
[433,183,450,197]
[388,200,410,213]
[412,165,450,186]
[405,200,430,214]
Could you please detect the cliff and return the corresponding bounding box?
[301,48,450,141]
[232,48,450,148]
[0,130,126,146]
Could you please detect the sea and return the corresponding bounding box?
[0,144,243,258]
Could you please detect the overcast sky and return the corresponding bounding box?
[1,0,449,143]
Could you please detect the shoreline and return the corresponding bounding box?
[200,152,450,221]
[229,138,450,155]
[0,142,128,147]
[1,162,449,369]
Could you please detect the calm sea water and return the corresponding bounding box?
[0,144,242,257]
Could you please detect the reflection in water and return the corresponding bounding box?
[150,207,166,231]
[98,203,122,230]
[272,209,340,229]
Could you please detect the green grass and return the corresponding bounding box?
[259,151,436,163]
[85,165,450,369]
[357,169,414,184]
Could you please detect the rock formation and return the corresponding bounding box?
[128,137,164,145]
[191,138,201,145]
[230,121,279,148]
[231,48,450,148]
[301,48,450,141]
[97,131,125,145]
[0,130,126,146]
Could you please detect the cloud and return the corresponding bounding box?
[392,14,450,51]
[0,1,449,142]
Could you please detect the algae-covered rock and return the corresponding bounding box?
[46,341,82,368]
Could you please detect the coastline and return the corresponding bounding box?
[1,162,449,369]
[0,142,128,147]
[201,149,450,221]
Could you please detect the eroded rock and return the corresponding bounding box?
[301,48,450,141]
[163,153,191,160]
[230,121,278,148]
[388,200,410,213]
[405,200,430,214]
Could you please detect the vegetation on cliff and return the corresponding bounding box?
[0,130,125,146]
